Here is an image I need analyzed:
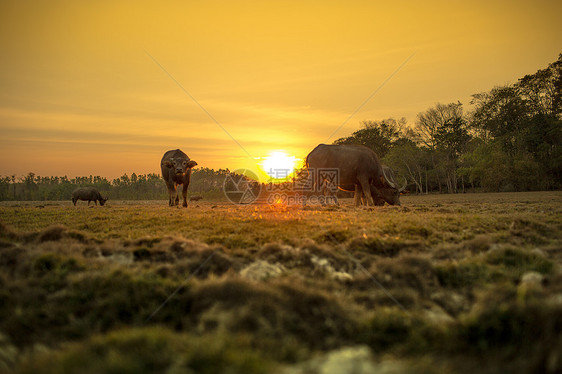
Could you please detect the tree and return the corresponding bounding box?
[383,138,431,194]
[415,102,471,193]
[471,86,530,155]
[469,55,562,190]
[517,53,562,118]
[334,118,405,158]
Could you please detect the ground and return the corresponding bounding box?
[0,192,561,373]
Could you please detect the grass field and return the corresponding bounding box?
[1,192,561,373]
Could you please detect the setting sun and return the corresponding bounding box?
[259,151,299,181]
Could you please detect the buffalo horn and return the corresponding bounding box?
[399,176,407,192]
[382,167,397,189]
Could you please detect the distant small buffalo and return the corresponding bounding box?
[190,196,203,202]
[161,149,198,207]
[72,187,107,206]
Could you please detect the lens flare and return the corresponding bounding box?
[260,151,298,181]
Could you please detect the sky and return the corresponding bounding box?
[1,0,561,180]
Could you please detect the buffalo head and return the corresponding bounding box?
[164,158,198,176]
[378,167,407,205]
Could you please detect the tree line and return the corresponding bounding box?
[1,55,560,200]
[0,168,231,201]
[335,54,561,193]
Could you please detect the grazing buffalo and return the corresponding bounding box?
[72,187,107,206]
[338,166,401,206]
[160,149,198,207]
[357,165,405,206]
[305,144,406,206]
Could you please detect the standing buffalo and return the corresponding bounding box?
[72,187,107,206]
[161,149,198,207]
[305,144,406,206]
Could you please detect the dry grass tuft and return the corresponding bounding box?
[0,221,18,241]
[35,225,67,242]
[188,277,359,350]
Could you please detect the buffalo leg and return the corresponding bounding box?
[320,184,328,206]
[354,184,363,207]
[325,181,340,206]
[168,186,177,206]
[369,185,385,206]
[358,176,375,206]
[320,183,335,206]
[182,184,188,207]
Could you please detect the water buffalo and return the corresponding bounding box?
[72,187,107,206]
[357,165,406,206]
[161,149,198,207]
[305,144,405,206]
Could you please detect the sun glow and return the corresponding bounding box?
[259,151,299,181]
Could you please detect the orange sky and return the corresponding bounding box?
[1,0,561,180]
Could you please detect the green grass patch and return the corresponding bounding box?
[486,247,554,278]
[434,261,492,288]
[16,328,273,374]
